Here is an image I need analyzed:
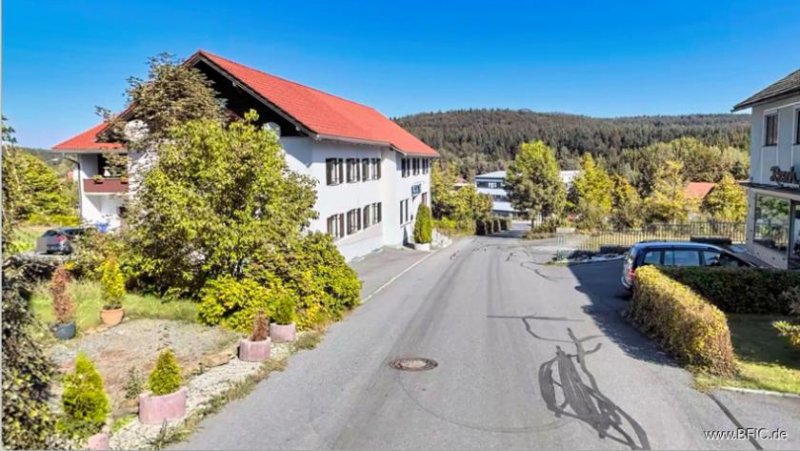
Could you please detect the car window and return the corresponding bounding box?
[43,230,59,237]
[641,250,662,266]
[719,253,748,268]
[665,249,700,267]
[702,250,722,266]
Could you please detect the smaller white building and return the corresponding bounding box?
[475,169,580,218]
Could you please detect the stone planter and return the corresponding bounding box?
[413,242,431,251]
[269,323,296,343]
[86,431,110,450]
[138,387,187,425]
[100,308,124,326]
[53,322,76,340]
[238,338,271,362]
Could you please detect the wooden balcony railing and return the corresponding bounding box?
[83,177,129,194]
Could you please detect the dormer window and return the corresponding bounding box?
[764,113,778,146]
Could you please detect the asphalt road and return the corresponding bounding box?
[177,233,795,450]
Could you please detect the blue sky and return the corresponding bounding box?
[4,0,800,148]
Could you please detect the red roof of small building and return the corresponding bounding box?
[54,50,438,157]
[52,122,125,151]
[684,182,716,199]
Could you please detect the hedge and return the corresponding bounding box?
[475,219,487,236]
[629,266,735,375]
[661,267,800,314]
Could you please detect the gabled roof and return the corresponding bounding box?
[733,68,800,111]
[684,182,716,199]
[54,50,437,157]
[52,122,125,151]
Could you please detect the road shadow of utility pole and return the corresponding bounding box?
[489,315,651,450]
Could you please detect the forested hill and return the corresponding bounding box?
[394,109,751,177]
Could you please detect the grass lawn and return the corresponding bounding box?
[696,314,800,394]
[31,279,198,332]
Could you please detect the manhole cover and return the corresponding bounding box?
[389,357,438,371]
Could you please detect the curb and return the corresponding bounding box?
[717,386,800,399]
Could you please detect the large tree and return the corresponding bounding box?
[505,140,566,222]
[643,160,691,223]
[610,175,643,230]
[125,111,317,296]
[570,153,613,230]
[701,173,747,222]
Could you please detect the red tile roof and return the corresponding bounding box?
[52,122,124,151]
[54,50,438,157]
[684,182,716,199]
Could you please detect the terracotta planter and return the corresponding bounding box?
[269,323,296,343]
[413,242,431,251]
[86,431,110,450]
[53,322,76,340]
[138,387,187,425]
[100,308,124,326]
[238,338,271,362]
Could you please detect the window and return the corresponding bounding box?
[412,158,419,175]
[765,113,778,146]
[327,214,345,239]
[664,250,700,267]
[326,158,343,185]
[422,159,429,174]
[400,199,410,224]
[754,194,790,251]
[362,158,370,181]
[371,202,382,224]
[422,192,428,206]
[363,205,371,228]
[488,182,500,189]
[347,208,361,235]
[400,158,409,178]
[641,251,662,266]
[346,159,361,183]
[371,158,381,180]
[795,109,800,145]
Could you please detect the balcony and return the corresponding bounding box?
[83,177,129,194]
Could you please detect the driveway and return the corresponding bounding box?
[177,233,798,450]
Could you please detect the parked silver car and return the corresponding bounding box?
[620,241,755,290]
[36,227,87,255]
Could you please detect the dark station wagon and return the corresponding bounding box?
[620,241,755,290]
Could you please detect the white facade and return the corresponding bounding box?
[742,93,800,269]
[71,138,433,261]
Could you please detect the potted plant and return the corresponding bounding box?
[138,349,186,425]
[92,174,104,184]
[99,257,125,326]
[413,204,433,251]
[57,353,111,450]
[50,266,77,340]
[269,295,297,343]
[239,311,271,362]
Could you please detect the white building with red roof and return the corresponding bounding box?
[53,50,438,260]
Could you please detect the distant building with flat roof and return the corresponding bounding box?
[475,169,578,218]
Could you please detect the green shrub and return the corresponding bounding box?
[414,204,433,244]
[434,218,475,236]
[197,276,271,333]
[2,261,57,449]
[68,229,127,280]
[58,353,110,439]
[774,321,800,348]
[271,293,296,325]
[26,213,80,226]
[148,349,182,396]
[493,218,501,232]
[251,311,269,341]
[99,257,125,309]
[661,267,800,314]
[629,266,735,375]
[123,366,145,400]
[263,232,360,329]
